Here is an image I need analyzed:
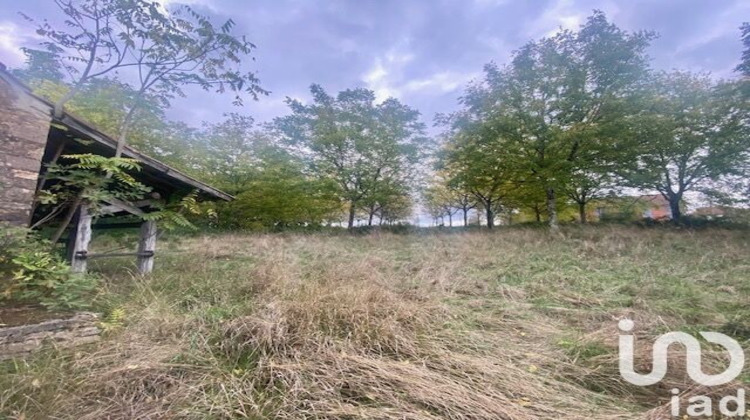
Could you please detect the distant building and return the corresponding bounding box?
[693,206,726,219]
[585,194,674,222]
[638,194,672,220]
[692,206,750,223]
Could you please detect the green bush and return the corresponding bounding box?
[0,224,96,310]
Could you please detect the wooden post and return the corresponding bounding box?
[69,203,93,274]
[136,220,157,275]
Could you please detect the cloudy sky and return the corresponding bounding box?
[0,0,747,129]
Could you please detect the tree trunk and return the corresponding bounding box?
[448,213,453,227]
[368,210,374,226]
[50,195,84,247]
[114,107,138,158]
[579,202,587,224]
[669,195,682,222]
[67,203,92,274]
[546,188,559,230]
[534,205,542,222]
[463,208,468,227]
[485,204,494,229]
[114,91,144,158]
[347,202,356,230]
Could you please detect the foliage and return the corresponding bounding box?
[737,22,750,77]
[10,48,64,83]
[196,113,265,194]
[359,181,413,226]
[445,11,654,229]
[20,0,265,117]
[618,72,750,221]
[437,128,514,228]
[143,191,216,231]
[216,147,341,230]
[36,154,150,223]
[0,224,96,310]
[33,153,152,246]
[18,0,266,170]
[275,84,429,229]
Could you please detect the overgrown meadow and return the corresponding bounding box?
[1,226,748,419]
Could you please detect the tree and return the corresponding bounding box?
[439,130,511,229]
[21,0,137,117]
[22,0,265,157]
[451,187,477,227]
[620,71,749,222]
[455,11,653,229]
[216,146,340,230]
[377,193,412,225]
[737,22,750,77]
[198,113,263,194]
[275,85,428,229]
[37,154,150,245]
[423,182,459,227]
[11,48,64,84]
[564,169,616,223]
[361,181,410,226]
[107,4,267,157]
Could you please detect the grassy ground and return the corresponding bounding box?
[1,226,749,419]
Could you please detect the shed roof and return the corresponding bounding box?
[0,63,232,202]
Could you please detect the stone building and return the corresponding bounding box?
[0,64,51,226]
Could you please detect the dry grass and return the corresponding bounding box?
[1,226,748,419]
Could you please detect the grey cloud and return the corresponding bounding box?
[0,0,746,128]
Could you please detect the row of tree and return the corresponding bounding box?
[13,2,749,231]
[431,12,749,229]
[13,0,430,231]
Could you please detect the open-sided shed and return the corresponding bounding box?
[0,63,232,274]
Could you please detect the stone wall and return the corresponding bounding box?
[0,72,51,226]
[0,312,101,360]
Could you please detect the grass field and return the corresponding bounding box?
[1,226,749,419]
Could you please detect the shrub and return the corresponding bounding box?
[0,224,96,310]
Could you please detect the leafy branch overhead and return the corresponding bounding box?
[21,0,267,157]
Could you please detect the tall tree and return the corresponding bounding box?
[275,85,428,229]
[620,71,749,221]
[107,4,266,157]
[456,11,653,229]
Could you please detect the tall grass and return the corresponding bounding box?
[1,226,748,418]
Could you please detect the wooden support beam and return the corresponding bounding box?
[100,197,146,217]
[100,199,157,216]
[136,220,157,275]
[68,203,93,274]
[92,222,144,230]
[76,250,154,259]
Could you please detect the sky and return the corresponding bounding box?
[0,0,748,131]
